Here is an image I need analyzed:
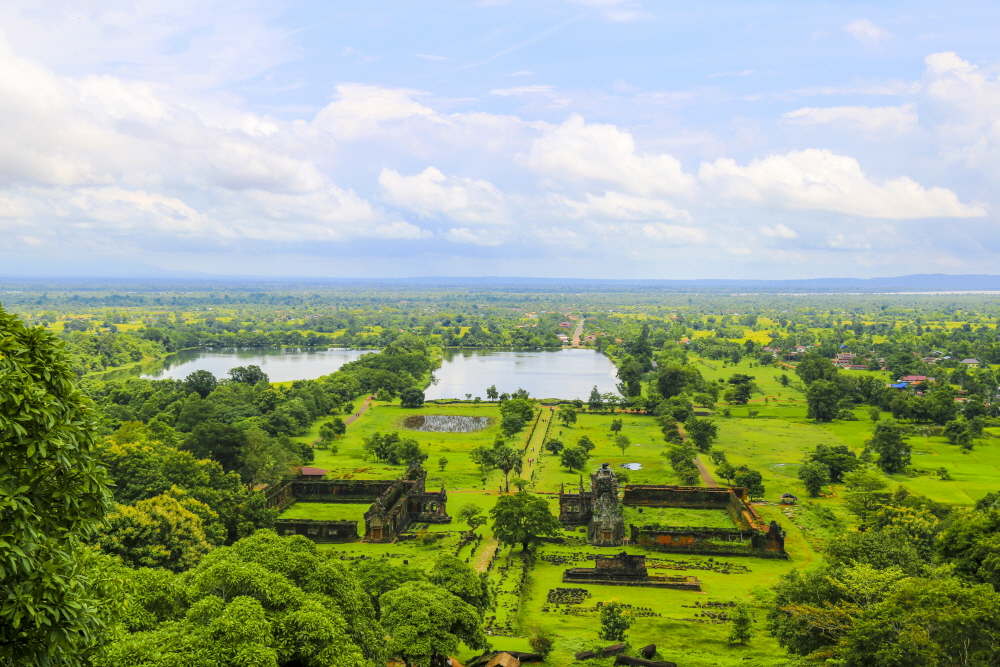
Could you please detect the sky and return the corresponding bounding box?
[2,1,1000,279]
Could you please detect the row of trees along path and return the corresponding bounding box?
[473,406,552,572]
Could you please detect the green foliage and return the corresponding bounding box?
[598,601,633,642]
[544,437,564,455]
[400,386,425,408]
[576,435,595,453]
[560,445,587,472]
[683,416,718,453]
[100,530,383,667]
[380,581,490,667]
[613,433,631,456]
[556,404,578,427]
[362,431,427,465]
[0,306,116,667]
[97,492,215,571]
[865,419,911,474]
[805,378,841,422]
[842,464,891,521]
[489,490,563,552]
[809,443,858,482]
[428,554,492,612]
[727,601,756,645]
[733,467,765,499]
[797,461,830,497]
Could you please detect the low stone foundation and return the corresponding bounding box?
[274,519,358,543]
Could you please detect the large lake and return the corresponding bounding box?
[425,349,619,401]
[103,347,619,399]
[136,348,369,383]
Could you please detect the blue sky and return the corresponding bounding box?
[2,1,1000,278]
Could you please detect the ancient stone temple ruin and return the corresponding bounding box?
[364,463,449,542]
[559,463,626,546]
[559,463,786,557]
[268,461,450,543]
[563,552,700,590]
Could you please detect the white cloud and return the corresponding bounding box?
[560,191,689,221]
[379,167,508,225]
[640,223,706,243]
[843,19,890,47]
[313,83,434,141]
[699,149,986,219]
[760,223,798,239]
[783,104,917,133]
[528,114,697,197]
[920,52,1000,170]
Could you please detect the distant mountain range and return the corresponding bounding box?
[5,273,1000,293]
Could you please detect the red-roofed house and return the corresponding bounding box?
[296,467,328,479]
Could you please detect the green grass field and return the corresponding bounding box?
[278,358,998,666]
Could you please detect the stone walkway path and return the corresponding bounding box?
[472,538,498,572]
[520,408,552,487]
[695,455,718,487]
[343,395,374,426]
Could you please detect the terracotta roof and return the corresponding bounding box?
[485,653,521,667]
[298,467,328,476]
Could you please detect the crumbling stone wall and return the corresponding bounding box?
[274,519,358,543]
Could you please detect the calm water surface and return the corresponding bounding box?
[425,348,619,400]
[135,347,369,383]
[104,346,618,399]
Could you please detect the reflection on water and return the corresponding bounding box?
[620,463,643,470]
[424,348,619,401]
[93,347,369,383]
[93,346,621,400]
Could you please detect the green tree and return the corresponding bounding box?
[715,461,737,484]
[428,555,492,612]
[228,365,269,385]
[183,369,218,398]
[100,530,384,667]
[96,492,214,571]
[556,404,578,427]
[380,581,489,667]
[809,443,859,482]
[319,417,346,443]
[544,437,564,455]
[728,601,756,645]
[489,490,563,552]
[1,307,116,667]
[399,387,425,408]
[560,445,587,472]
[588,385,604,411]
[684,416,719,453]
[842,464,890,521]
[492,443,522,492]
[734,468,765,499]
[656,365,690,398]
[456,503,483,530]
[795,351,838,384]
[598,601,633,642]
[613,433,631,456]
[866,419,911,474]
[806,379,841,422]
[798,461,831,497]
[577,435,596,453]
[609,418,623,434]
[486,384,498,401]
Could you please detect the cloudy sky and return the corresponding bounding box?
[2,1,1000,279]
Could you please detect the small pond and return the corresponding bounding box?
[620,463,643,470]
[402,414,492,433]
